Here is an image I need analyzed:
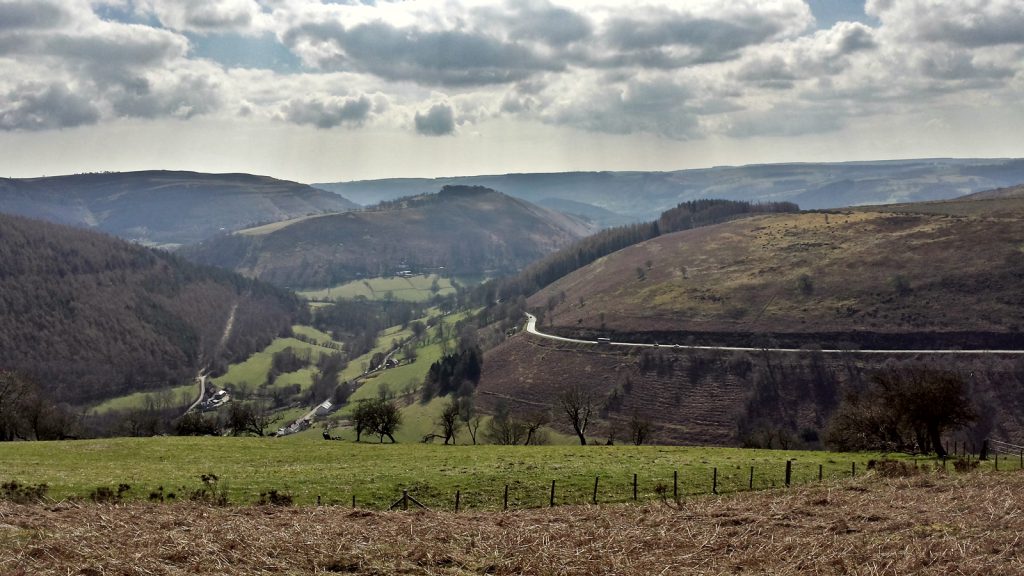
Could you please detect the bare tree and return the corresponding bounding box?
[523,410,550,445]
[559,384,594,445]
[629,412,652,446]
[436,398,461,444]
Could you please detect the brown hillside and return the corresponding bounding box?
[479,332,1024,446]
[528,202,1024,343]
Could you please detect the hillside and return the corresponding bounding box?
[0,213,302,411]
[0,171,358,247]
[474,192,1024,446]
[529,197,1024,346]
[182,186,596,288]
[315,158,1024,220]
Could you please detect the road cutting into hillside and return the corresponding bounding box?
[524,313,1024,355]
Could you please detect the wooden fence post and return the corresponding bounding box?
[550,480,556,507]
[402,489,409,511]
[633,473,638,501]
[785,460,792,487]
[712,468,718,495]
[593,476,599,504]
[352,495,356,508]
[317,495,321,506]
[504,484,509,511]
[818,464,823,482]
[673,470,678,501]
[995,453,999,471]
[851,462,856,478]
[455,490,460,512]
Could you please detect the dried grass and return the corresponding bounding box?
[2,472,1023,575]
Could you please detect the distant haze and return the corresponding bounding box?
[1,1,1023,182]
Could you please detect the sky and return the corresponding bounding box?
[0,0,1022,183]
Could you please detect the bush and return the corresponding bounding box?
[257,489,293,506]
[1,480,49,503]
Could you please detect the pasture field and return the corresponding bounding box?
[0,437,924,509]
[298,274,456,302]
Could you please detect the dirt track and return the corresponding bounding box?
[2,471,1023,575]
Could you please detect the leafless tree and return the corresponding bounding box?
[559,384,595,445]
[629,412,653,446]
[436,398,461,444]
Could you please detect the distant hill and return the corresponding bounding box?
[525,193,1024,345]
[182,186,597,289]
[314,158,1024,221]
[0,213,303,408]
[0,171,358,247]
[476,192,1024,446]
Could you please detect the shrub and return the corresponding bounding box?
[1,480,49,503]
[257,489,294,506]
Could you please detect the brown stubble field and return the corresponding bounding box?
[3,471,1023,575]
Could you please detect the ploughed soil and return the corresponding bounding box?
[2,471,1023,575]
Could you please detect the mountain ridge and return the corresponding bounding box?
[0,170,358,247]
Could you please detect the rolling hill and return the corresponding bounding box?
[182,186,597,289]
[0,171,358,247]
[529,192,1024,347]
[475,190,1024,447]
[314,158,1024,221]
[0,213,303,411]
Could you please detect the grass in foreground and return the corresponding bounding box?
[0,436,919,509]
[2,469,1021,575]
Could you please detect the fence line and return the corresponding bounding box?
[335,455,1015,513]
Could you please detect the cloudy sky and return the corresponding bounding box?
[1,0,1022,183]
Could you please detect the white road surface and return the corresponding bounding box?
[523,313,1024,355]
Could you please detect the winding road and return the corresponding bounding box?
[523,313,1024,355]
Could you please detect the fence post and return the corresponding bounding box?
[593,476,599,505]
[455,490,460,512]
[504,484,509,511]
[785,460,792,487]
[673,470,678,501]
[633,473,638,501]
[942,456,947,472]
[818,464,823,482]
[317,495,321,506]
[352,495,356,508]
[550,480,556,507]
[851,462,856,478]
[712,468,718,495]
[749,466,754,490]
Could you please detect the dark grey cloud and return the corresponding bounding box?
[284,20,562,86]
[476,1,592,47]
[414,103,455,136]
[108,74,222,119]
[0,83,99,131]
[0,1,70,31]
[544,78,700,139]
[919,50,1015,82]
[283,95,372,128]
[600,11,790,67]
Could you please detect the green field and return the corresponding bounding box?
[90,383,197,414]
[298,275,456,302]
[0,437,927,509]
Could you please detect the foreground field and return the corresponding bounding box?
[0,437,905,508]
[2,471,1021,575]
